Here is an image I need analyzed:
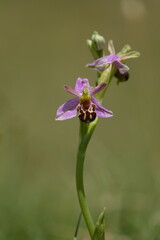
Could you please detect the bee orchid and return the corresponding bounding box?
[86,40,140,74]
[56,78,113,123]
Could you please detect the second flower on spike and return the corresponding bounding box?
[86,40,140,75]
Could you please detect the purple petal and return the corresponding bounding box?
[119,67,129,74]
[86,56,108,70]
[96,108,113,118]
[87,55,120,72]
[56,97,79,120]
[90,82,106,96]
[92,97,113,118]
[115,60,129,74]
[90,55,119,65]
[105,54,120,63]
[64,85,80,97]
[75,78,90,93]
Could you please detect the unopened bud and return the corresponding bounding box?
[91,31,105,51]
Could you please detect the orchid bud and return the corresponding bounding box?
[91,31,105,51]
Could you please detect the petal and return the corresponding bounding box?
[96,108,113,118]
[56,97,79,120]
[86,65,107,72]
[108,40,116,55]
[119,67,129,74]
[106,54,120,63]
[90,82,106,96]
[121,51,140,60]
[118,44,132,55]
[64,85,80,97]
[86,59,108,72]
[75,78,90,93]
[92,97,113,118]
[86,55,120,72]
[86,56,108,67]
[115,60,129,74]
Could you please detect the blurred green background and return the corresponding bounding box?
[0,0,160,239]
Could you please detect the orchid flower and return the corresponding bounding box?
[56,78,113,123]
[86,40,140,74]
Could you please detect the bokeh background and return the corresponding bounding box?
[0,0,160,239]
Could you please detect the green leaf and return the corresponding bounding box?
[93,208,106,240]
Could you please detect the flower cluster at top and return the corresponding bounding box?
[55,32,140,123]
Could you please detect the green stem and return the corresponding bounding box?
[76,120,98,238]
